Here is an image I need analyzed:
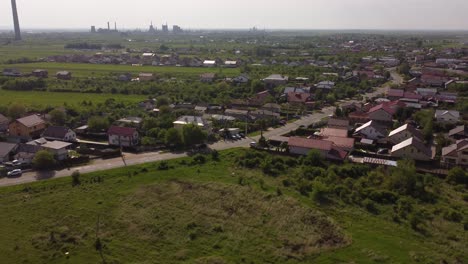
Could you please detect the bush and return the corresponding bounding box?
[157,161,169,170]
[311,181,329,204]
[368,189,399,204]
[446,167,468,185]
[32,150,56,170]
[443,209,464,223]
[192,154,206,165]
[362,198,379,214]
[71,171,81,186]
[211,150,219,161]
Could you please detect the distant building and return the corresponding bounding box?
[391,137,432,161]
[2,68,21,77]
[263,74,289,88]
[32,69,48,78]
[108,126,139,147]
[441,139,468,167]
[91,26,96,33]
[162,23,169,33]
[200,73,216,82]
[56,71,71,80]
[435,110,459,124]
[173,25,183,33]
[41,126,76,142]
[138,73,154,81]
[173,116,209,131]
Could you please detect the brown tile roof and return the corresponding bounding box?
[288,137,332,151]
[107,126,137,137]
[16,115,45,128]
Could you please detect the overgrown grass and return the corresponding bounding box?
[0,62,240,78]
[0,89,146,108]
[0,149,466,263]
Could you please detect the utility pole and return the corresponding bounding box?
[11,0,21,41]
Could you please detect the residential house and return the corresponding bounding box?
[261,103,282,113]
[42,126,77,142]
[387,89,404,101]
[367,102,401,123]
[224,109,250,121]
[224,61,238,68]
[315,81,335,91]
[263,74,289,88]
[391,137,432,161]
[0,142,18,163]
[27,138,73,161]
[14,144,42,164]
[203,60,217,67]
[436,93,458,104]
[449,125,468,140]
[116,117,143,127]
[441,139,468,167]
[288,137,347,161]
[232,75,249,84]
[249,90,272,106]
[139,73,154,81]
[287,92,313,107]
[320,127,348,138]
[354,120,387,140]
[108,126,139,147]
[200,73,216,83]
[327,118,350,130]
[387,124,423,145]
[173,116,210,131]
[56,71,72,80]
[0,113,9,132]
[32,69,48,78]
[283,87,310,95]
[9,115,47,139]
[2,68,21,77]
[416,88,438,99]
[435,110,460,124]
[250,110,280,120]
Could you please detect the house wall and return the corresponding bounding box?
[391,146,431,161]
[436,115,458,124]
[108,132,139,147]
[9,122,46,138]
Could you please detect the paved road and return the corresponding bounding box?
[0,71,401,187]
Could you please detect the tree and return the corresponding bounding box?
[304,149,323,166]
[32,150,56,170]
[71,171,81,186]
[156,96,170,107]
[397,62,410,75]
[49,109,67,126]
[446,167,467,185]
[87,116,109,132]
[182,124,207,147]
[165,128,182,147]
[8,103,26,119]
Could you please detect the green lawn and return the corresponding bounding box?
[0,62,241,78]
[0,89,146,108]
[0,149,465,263]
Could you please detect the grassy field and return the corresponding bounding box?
[0,62,241,78]
[0,149,465,263]
[0,89,146,108]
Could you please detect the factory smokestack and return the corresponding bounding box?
[11,0,21,40]
[114,22,117,31]
[107,22,110,31]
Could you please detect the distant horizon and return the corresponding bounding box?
[1,0,468,32]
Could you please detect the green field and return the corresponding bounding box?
[0,89,146,108]
[0,149,465,263]
[0,62,241,78]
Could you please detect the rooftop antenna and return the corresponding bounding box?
[11,0,21,40]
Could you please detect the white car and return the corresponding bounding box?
[7,169,22,177]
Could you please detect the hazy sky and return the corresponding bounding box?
[1,0,468,30]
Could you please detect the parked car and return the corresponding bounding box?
[239,133,246,138]
[12,160,21,166]
[7,169,22,177]
[249,142,257,148]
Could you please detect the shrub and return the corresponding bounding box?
[32,150,56,170]
[443,209,464,223]
[368,189,399,204]
[211,150,219,161]
[446,167,467,185]
[362,199,379,214]
[157,161,169,170]
[71,171,80,186]
[192,154,206,164]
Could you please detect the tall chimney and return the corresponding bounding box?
[107,22,110,31]
[11,0,21,40]
[114,22,117,31]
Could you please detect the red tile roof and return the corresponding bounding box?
[108,126,137,137]
[287,92,311,103]
[288,137,332,151]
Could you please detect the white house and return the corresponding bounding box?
[108,126,139,147]
[435,110,459,124]
[354,121,387,140]
[173,116,209,131]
